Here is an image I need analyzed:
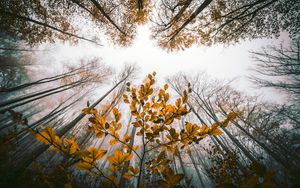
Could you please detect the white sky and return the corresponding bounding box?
[38,26,291,103]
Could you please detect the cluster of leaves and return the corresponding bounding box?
[207,142,278,188]
[208,149,244,188]
[2,0,298,50]
[33,72,237,187]
[242,162,278,188]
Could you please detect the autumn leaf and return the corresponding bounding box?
[82,108,90,114]
[87,147,107,160]
[109,139,118,145]
[124,133,131,142]
[76,161,92,170]
[129,166,139,174]
[108,149,132,165]
[164,84,168,90]
[210,127,222,136]
[160,166,184,188]
[182,90,188,103]
[64,138,79,154]
[35,127,61,146]
[90,108,98,115]
[123,172,135,180]
[113,108,121,122]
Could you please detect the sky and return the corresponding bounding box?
[37,26,291,104]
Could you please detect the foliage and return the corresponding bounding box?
[1,0,298,50]
[33,72,237,187]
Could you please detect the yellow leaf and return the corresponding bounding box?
[108,166,118,172]
[107,175,118,185]
[76,161,92,170]
[109,139,118,145]
[133,145,139,151]
[108,149,132,165]
[162,166,184,187]
[87,147,107,160]
[162,167,184,187]
[164,84,168,90]
[98,116,105,125]
[200,124,209,134]
[113,108,121,122]
[123,172,134,180]
[227,112,237,121]
[211,128,222,136]
[175,98,181,107]
[35,127,60,146]
[82,108,90,114]
[115,123,122,131]
[96,131,104,138]
[165,93,169,101]
[64,138,79,154]
[90,108,97,115]
[124,133,131,142]
[129,166,139,174]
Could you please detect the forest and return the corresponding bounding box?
[0,0,299,188]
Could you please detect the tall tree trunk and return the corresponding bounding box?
[188,149,205,188]
[13,74,129,176]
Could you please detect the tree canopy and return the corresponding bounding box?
[1,0,298,50]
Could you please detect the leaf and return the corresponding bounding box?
[64,138,79,154]
[113,108,121,122]
[133,145,139,151]
[35,127,60,146]
[109,139,118,145]
[90,108,98,115]
[87,147,107,160]
[76,150,90,158]
[108,166,118,172]
[82,108,90,114]
[96,131,104,138]
[161,166,184,187]
[76,161,92,170]
[164,84,168,90]
[129,166,139,174]
[200,124,209,134]
[108,149,132,165]
[182,90,188,103]
[175,98,181,107]
[123,172,134,180]
[98,116,106,125]
[124,133,131,142]
[227,112,237,121]
[211,128,222,136]
[108,175,118,185]
[115,123,122,131]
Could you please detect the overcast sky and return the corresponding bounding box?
[38,26,291,103]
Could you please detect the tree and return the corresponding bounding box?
[167,72,299,186]
[151,0,299,50]
[0,0,148,46]
[251,38,300,105]
[32,72,236,187]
